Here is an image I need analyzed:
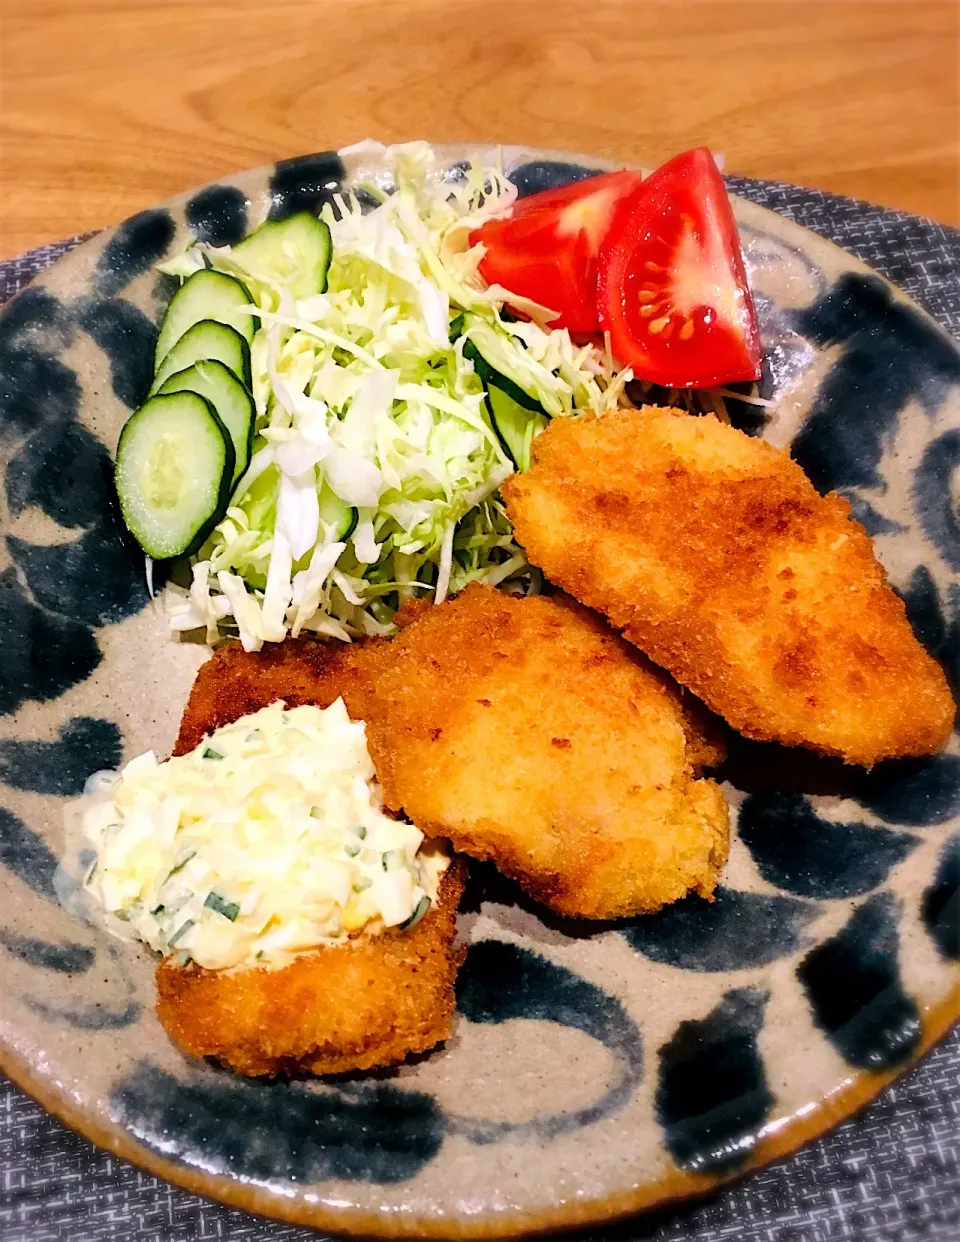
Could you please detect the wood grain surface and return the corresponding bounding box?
[0,0,957,259]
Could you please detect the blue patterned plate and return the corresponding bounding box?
[0,144,957,1238]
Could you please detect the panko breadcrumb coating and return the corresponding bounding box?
[155,860,466,1078]
[503,406,955,768]
[358,584,729,919]
[161,638,465,1078]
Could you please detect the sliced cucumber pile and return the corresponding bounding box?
[463,319,550,471]
[152,320,252,393]
[462,317,546,412]
[115,393,235,559]
[485,384,548,472]
[158,360,255,485]
[115,209,341,563]
[318,480,358,540]
[233,212,332,298]
[155,270,255,365]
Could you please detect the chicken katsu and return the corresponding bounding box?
[503,406,955,767]
[357,584,729,919]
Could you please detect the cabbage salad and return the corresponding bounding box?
[163,141,633,650]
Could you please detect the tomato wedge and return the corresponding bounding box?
[472,170,644,333]
[597,148,762,388]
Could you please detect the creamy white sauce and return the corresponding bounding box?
[70,700,447,970]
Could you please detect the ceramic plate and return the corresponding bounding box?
[0,143,958,1239]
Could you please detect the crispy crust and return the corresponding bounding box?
[173,637,380,757]
[503,407,956,768]
[162,637,464,1077]
[155,861,466,1077]
[358,584,730,919]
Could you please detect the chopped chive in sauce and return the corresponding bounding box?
[245,729,261,742]
[344,842,361,858]
[351,824,367,839]
[202,747,224,760]
[166,848,196,880]
[382,848,405,872]
[151,904,165,916]
[353,877,372,893]
[204,891,240,921]
[168,919,195,947]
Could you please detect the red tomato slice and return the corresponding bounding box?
[597,148,762,388]
[472,170,644,333]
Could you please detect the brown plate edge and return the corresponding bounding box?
[2,979,958,1239]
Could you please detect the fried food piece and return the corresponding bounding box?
[503,406,955,767]
[156,861,466,1077]
[173,636,379,757]
[162,638,465,1078]
[359,584,730,919]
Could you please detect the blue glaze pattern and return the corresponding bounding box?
[797,892,922,1070]
[791,274,960,495]
[451,939,643,1142]
[96,210,176,298]
[0,146,958,1227]
[0,806,61,898]
[112,1062,445,1183]
[622,887,819,971]
[0,930,94,974]
[655,987,773,1173]
[738,793,917,898]
[267,152,346,222]
[75,297,158,409]
[185,186,249,247]
[923,835,960,960]
[0,717,122,796]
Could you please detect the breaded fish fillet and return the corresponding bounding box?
[503,406,955,767]
[358,584,730,919]
[156,861,466,1077]
[162,639,465,1078]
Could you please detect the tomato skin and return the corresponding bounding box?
[472,170,644,333]
[597,148,762,388]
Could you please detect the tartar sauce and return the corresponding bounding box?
[74,699,447,971]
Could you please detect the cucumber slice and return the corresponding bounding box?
[151,320,252,393]
[462,317,546,413]
[318,481,358,540]
[158,360,255,485]
[115,392,235,559]
[485,384,548,471]
[155,270,255,365]
[233,213,332,298]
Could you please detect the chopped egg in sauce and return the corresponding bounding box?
[71,700,448,971]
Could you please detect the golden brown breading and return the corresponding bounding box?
[358,584,730,919]
[173,637,379,757]
[156,861,466,1078]
[163,638,465,1077]
[503,406,955,768]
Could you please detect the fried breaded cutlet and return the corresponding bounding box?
[161,639,465,1078]
[173,637,378,757]
[503,406,955,768]
[156,860,466,1077]
[357,584,730,919]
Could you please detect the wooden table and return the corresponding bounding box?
[0,0,957,260]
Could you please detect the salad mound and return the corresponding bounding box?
[162,142,633,650]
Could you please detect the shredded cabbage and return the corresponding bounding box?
[162,142,632,649]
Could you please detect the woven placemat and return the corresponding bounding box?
[1,181,959,1242]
